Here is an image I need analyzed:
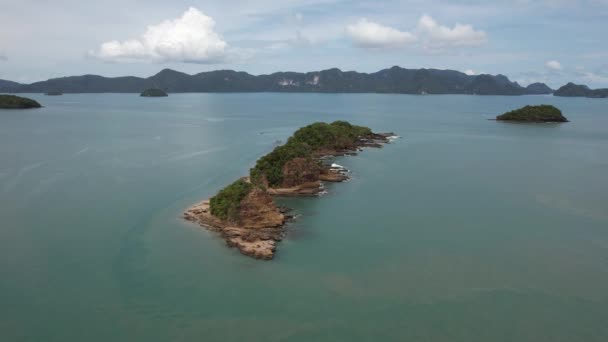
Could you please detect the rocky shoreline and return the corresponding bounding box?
[183,124,397,260]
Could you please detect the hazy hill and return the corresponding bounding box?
[554,82,608,98]
[0,79,22,90]
[525,82,554,94]
[1,66,557,96]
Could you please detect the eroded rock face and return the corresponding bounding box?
[184,194,285,260]
[266,181,323,197]
[281,157,321,188]
[239,188,285,229]
[319,168,349,182]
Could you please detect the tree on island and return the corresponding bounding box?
[496,105,568,122]
[0,95,42,109]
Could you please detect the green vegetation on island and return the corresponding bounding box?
[496,105,568,122]
[208,121,378,222]
[0,94,42,109]
[209,179,253,222]
[188,120,392,259]
[250,121,373,187]
[140,88,168,97]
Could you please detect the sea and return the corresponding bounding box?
[1,93,607,341]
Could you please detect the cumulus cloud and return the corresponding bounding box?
[417,15,487,48]
[346,15,487,51]
[346,19,417,48]
[92,7,227,63]
[545,60,563,70]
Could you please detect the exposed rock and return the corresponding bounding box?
[319,167,349,182]
[184,122,396,260]
[184,194,285,260]
[238,188,285,229]
[266,181,323,197]
[281,157,321,188]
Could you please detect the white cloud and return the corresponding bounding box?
[92,7,228,63]
[545,60,563,70]
[0,55,7,61]
[464,69,478,75]
[346,18,417,48]
[417,15,487,48]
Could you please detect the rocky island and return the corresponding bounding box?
[0,94,42,109]
[496,105,568,123]
[45,90,63,96]
[184,121,396,259]
[140,88,168,97]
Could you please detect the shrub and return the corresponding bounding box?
[209,179,253,222]
[0,95,42,109]
[250,121,373,187]
[496,105,568,122]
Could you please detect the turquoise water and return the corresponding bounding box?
[1,93,607,341]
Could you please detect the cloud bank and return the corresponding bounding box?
[347,15,487,51]
[92,7,227,63]
[346,19,417,48]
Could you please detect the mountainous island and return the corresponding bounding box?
[496,105,568,122]
[525,82,554,95]
[553,83,608,98]
[140,88,168,97]
[184,121,395,259]
[0,66,555,96]
[0,95,42,109]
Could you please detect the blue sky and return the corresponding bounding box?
[1,0,607,88]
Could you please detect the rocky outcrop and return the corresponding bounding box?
[265,133,394,194]
[281,157,321,188]
[184,189,285,260]
[238,188,285,228]
[266,181,323,197]
[184,122,398,260]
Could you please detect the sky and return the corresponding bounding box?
[1,0,607,88]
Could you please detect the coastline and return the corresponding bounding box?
[183,127,398,260]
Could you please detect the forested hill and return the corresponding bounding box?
[1,66,554,95]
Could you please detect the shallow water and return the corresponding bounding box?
[1,93,607,341]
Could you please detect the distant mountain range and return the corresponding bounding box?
[0,66,604,97]
[553,82,608,98]
[0,79,21,89]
